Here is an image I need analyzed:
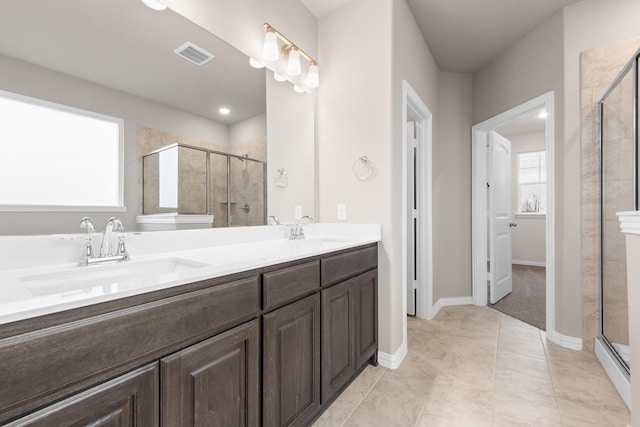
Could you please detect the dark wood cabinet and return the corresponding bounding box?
[321,280,356,402]
[263,294,321,427]
[161,319,260,427]
[353,269,378,367]
[1,244,377,427]
[321,268,378,403]
[7,364,158,427]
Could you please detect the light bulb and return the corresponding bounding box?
[286,48,301,76]
[306,62,319,88]
[263,30,279,62]
[293,85,305,93]
[273,73,287,82]
[219,107,230,115]
[249,57,264,68]
[142,0,167,11]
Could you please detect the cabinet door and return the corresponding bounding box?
[263,294,321,427]
[353,269,378,367]
[321,280,355,402]
[161,319,259,427]
[8,364,158,427]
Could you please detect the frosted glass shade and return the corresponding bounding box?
[263,31,279,62]
[306,63,319,88]
[286,48,301,76]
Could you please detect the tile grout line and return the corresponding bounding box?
[540,328,568,427]
[339,366,388,427]
[489,313,501,426]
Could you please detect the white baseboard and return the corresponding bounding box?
[512,260,546,267]
[431,296,474,318]
[595,337,630,409]
[546,329,583,351]
[377,341,407,369]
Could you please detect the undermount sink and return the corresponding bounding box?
[20,258,210,296]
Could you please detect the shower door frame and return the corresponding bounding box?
[597,47,640,376]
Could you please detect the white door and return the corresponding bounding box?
[406,121,418,315]
[489,131,513,304]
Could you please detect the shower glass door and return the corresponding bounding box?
[229,157,266,227]
[599,57,637,371]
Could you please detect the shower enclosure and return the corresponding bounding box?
[598,47,639,373]
[142,143,267,227]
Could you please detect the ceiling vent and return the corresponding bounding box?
[174,42,214,66]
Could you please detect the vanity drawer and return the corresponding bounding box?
[321,245,377,286]
[0,276,260,423]
[263,261,320,311]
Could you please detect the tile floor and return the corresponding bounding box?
[313,305,630,427]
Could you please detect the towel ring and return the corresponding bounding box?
[275,168,288,188]
[352,156,374,180]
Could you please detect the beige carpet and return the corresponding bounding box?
[490,264,546,330]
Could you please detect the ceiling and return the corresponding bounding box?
[301,0,583,73]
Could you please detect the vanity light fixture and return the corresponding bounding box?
[141,0,167,11]
[263,23,319,87]
[249,57,265,68]
[219,107,230,115]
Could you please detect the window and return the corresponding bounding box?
[0,90,123,211]
[517,150,546,214]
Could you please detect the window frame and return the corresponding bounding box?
[516,149,546,217]
[0,89,125,212]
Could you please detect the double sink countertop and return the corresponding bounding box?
[0,223,381,325]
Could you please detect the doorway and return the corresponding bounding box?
[471,92,557,338]
[402,81,433,325]
[488,112,548,330]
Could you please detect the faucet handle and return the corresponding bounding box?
[62,235,95,265]
[107,217,125,232]
[80,217,95,233]
[115,232,141,259]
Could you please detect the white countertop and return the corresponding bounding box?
[0,223,381,325]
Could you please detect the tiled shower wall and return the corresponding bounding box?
[137,126,266,226]
[580,37,640,351]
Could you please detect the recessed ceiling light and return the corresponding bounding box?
[538,109,548,119]
[219,107,230,115]
[142,0,167,11]
[249,57,265,68]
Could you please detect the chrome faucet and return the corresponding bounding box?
[99,217,124,257]
[290,215,313,240]
[72,216,135,266]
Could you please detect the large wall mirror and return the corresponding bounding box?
[0,0,315,235]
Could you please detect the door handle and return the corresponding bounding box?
[509,222,518,227]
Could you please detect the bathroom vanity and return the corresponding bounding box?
[0,224,379,426]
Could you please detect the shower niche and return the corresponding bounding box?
[598,47,639,373]
[142,143,266,228]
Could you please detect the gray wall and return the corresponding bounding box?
[472,10,569,334]
[433,71,473,302]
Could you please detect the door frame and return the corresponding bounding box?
[471,91,556,337]
[402,80,433,328]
